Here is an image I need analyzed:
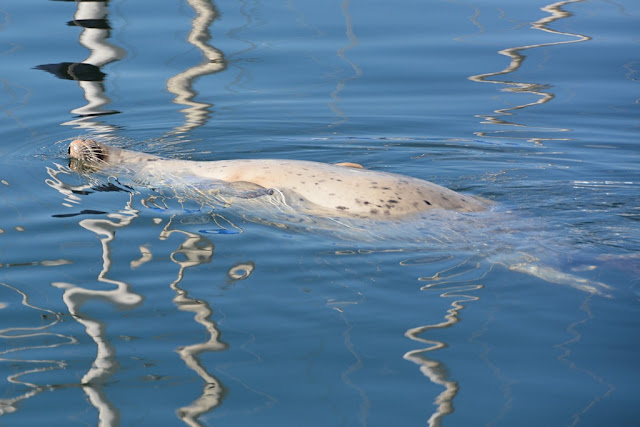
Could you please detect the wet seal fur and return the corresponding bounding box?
[68,139,488,219]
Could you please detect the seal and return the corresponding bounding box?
[64,139,618,296]
[69,138,488,219]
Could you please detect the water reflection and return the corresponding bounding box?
[51,195,143,427]
[469,0,591,144]
[157,217,227,425]
[34,0,227,136]
[36,0,125,122]
[40,165,261,425]
[554,295,616,426]
[328,0,362,127]
[403,250,614,425]
[399,254,483,426]
[327,285,370,425]
[166,0,226,136]
[0,282,75,417]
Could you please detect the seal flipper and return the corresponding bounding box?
[179,178,274,200]
[224,181,275,199]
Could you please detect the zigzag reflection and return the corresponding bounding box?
[403,255,486,427]
[158,216,228,426]
[469,0,591,144]
[166,0,226,136]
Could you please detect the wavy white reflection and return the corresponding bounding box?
[469,0,591,144]
[51,196,143,427]
[159,216,228,426]
[166,0,226,136]
[404,254,486,426]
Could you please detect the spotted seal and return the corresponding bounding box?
[68,138,488,219]
[63,139,618,296]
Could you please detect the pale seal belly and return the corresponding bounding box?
[68,139,488,219]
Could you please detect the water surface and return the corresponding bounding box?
[1,0,639,425]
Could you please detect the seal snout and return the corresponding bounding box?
[68,138,109,173]
[69,138,107,163]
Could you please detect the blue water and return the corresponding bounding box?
[1,0,639,425]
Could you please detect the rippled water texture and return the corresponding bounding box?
[1,0,639,426]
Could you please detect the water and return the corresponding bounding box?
[1,0,639,425]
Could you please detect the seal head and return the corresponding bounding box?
[68,139,108,172]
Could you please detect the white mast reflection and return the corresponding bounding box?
[45,172,143,427]
[400,255,487,426]
[404,280,483,427]
[166,0,226,136]
[154,217,228,426]
[52,198,142,427]
[468,0,591,144]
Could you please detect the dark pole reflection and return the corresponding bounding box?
[35,0,125,125]
[468,0,591,144]
[35,0,227,137]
